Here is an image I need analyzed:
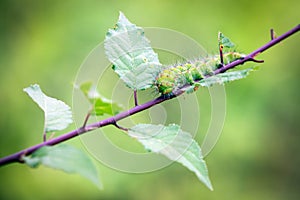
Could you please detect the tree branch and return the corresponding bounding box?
[0,24,299,167]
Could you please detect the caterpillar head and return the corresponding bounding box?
[223,52,246,64]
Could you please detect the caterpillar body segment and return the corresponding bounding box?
[155,52,245,95]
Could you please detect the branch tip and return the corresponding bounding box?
[249,57,264,63]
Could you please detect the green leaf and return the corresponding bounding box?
[198,67,255,87]
[23,84,73,133]
[79,81,122,116]
[104,12,162,90]
[23,144,102,189]
[128,124,213,190]
[218,32,235,48]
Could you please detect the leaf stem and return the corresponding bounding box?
[82,107,93,128]
[219,45,224,65]
[0,24,299,167]
[270,28,276,40]
[134,90,138,106]
[43,131,47,142]
[113,123,129,132]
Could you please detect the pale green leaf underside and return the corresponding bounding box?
[23,84,72,132]
[104,12,162,90]
[23,144,102,189]
[79,81,122,116]
[198,67,254,87]
[128,124,213,190]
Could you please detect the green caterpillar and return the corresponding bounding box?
[155,52,245,95]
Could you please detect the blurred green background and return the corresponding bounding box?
[0,0,299,199]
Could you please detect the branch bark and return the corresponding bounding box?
[0,24,299,167]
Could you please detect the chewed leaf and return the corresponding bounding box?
[23,144,102,189]
[24,84,72,133]
[199,67,255,87]
[79,81,122,116]
[104,12,162,90]
[128,124,213,190]
[218,32,235,48]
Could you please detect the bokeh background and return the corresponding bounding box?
[0,0,299,199]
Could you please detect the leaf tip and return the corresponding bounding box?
[118,11,129,24]
[218,31,223,39]
[118,11,125,18]
[23,83,40,93]
[206,179,214,191]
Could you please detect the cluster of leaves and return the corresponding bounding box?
[23,85,102,188]
[22,12,257,190]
